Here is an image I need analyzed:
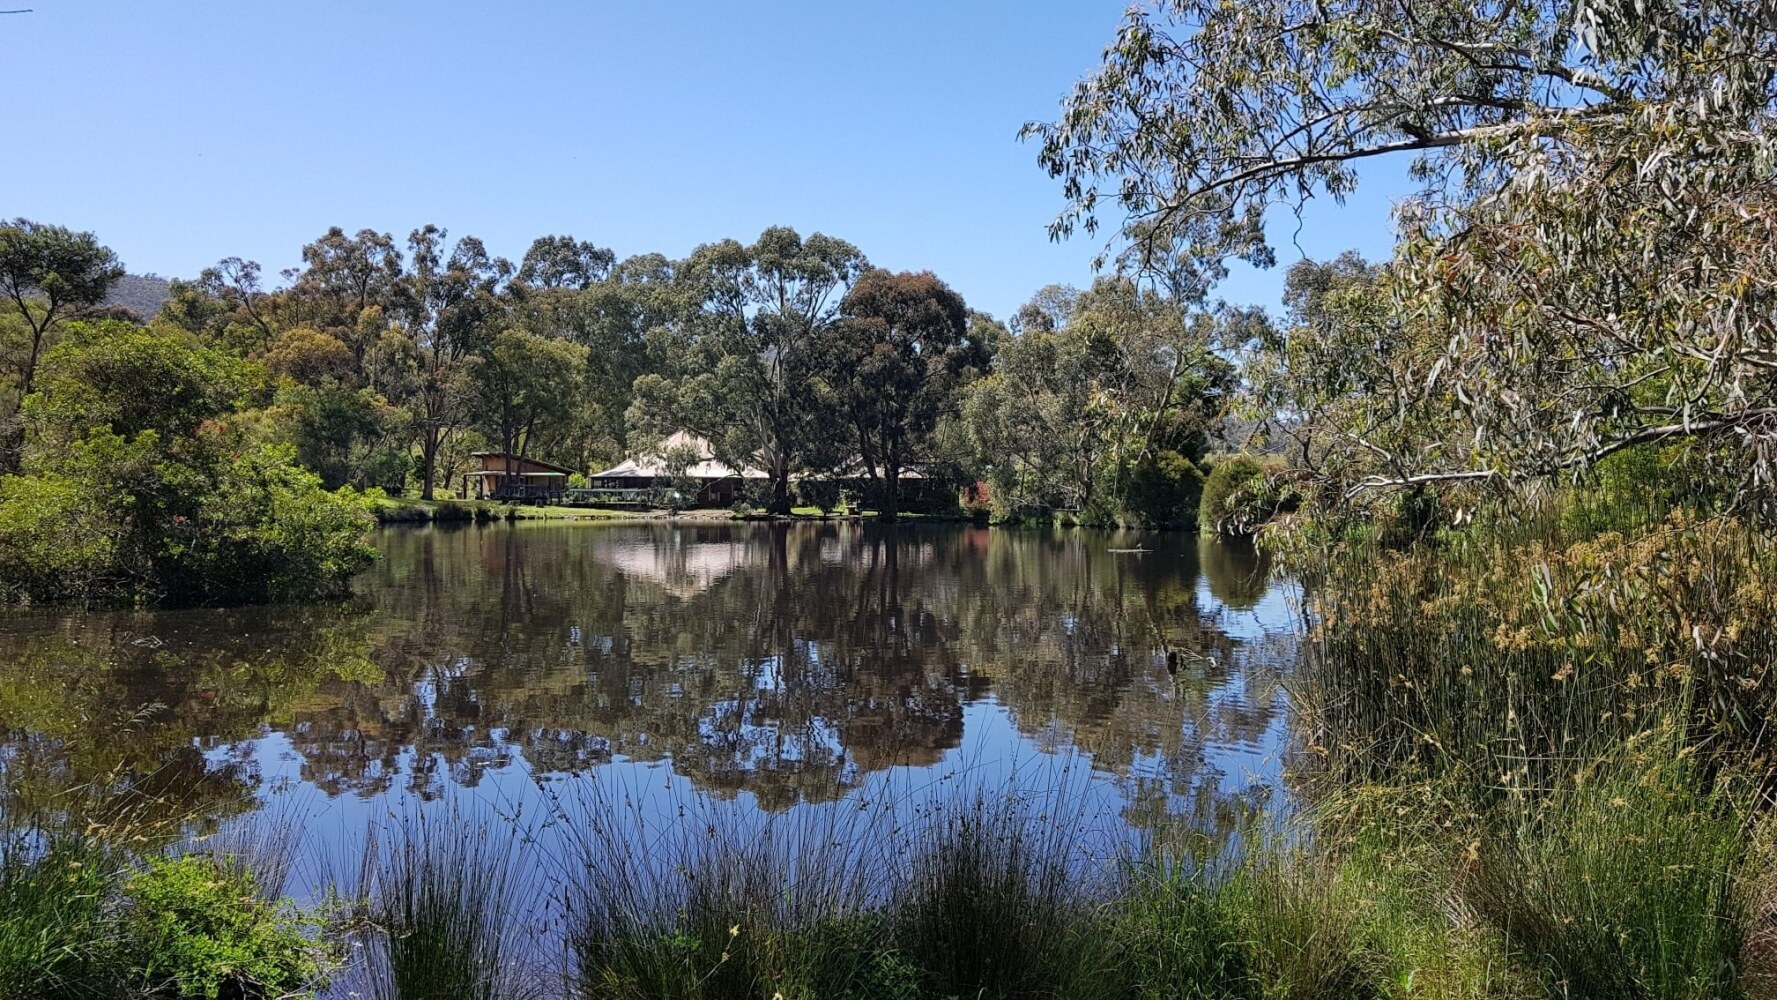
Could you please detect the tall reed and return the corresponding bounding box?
[0,833,115,1000]
[354,809,524,1000]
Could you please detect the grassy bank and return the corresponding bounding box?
[369,496,648,524]
[1281,500,1777,999]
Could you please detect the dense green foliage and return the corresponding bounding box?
[0,837,328,1000]
[9,214,1236,532]
[948,279,1239,524]
[11,2,1777,994]
[0,219,126,470]
[118,855,325,1000]
[0,838,112,999]
[1020,3,1777,996]
[0,321,374,605]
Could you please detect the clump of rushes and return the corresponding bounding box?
[562,771,1119,1000]
[359,812,522,1000]
[1286,500,1777,999]
[1295,511,1777,795]
[1460,730,1764,1000]
[566,796,899,999]
[1108,828,1402,1000]
[0,835,115,999]
[889,789,1099,1000]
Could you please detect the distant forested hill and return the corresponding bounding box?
[104,273,172,320]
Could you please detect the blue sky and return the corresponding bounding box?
[6,1,1402,320]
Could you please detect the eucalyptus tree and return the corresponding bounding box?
[952,278,1234,518]
[830,269,989,520]
[0,219,125,468]
[289,227,407,366]
[187,257,277,350]
[516,234,616,291]
[470,327,590,481]
[513,251,688,467]
[630,227,867,514]
[403,226,512,499]
[1028,0,1777,505]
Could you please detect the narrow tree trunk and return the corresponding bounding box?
[420,427,439,501]
[881,467,900,522]
[769,466,792,516]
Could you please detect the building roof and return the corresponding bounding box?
[591,432,770,480]
[469,452,580,476]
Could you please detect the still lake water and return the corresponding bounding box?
[0,520,1300,921]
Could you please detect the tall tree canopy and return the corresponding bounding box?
[0,219,125,467]
[471,326,590,486]
[517,235,617,291]
[631,226,867,514]
[830,269,988,520]
[402,226,512,499]
[1030,1,1777,504]
[951,278,1235,520]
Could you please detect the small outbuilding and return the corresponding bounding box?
[464,452,577,502]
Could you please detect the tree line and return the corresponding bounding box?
[1,218,1249,535]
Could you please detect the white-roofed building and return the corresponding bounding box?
[588,432,767,506]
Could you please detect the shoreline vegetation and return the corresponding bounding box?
[5,712,1770,1000]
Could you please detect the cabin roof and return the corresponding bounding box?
[469,452,580,476]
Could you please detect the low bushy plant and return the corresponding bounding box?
[795,476,843,516]
[1124,449,1205,527]
[118,854,327,1000]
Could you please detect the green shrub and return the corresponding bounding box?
[118,854,326,1000]
[1556,441,1723,537]
[778,915,921,1000]
[170,446,378,603]
[1199,456,1266,534]
[0,471,129,603]
[1107,866,1252,999]
[795,477,843,516]
[0,441,374,607]
[0,322,377,607]
[1123,450,1205,527]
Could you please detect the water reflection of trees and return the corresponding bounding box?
[0,523,1293,823]
[286,524,1289,813]
[0,607,385,829]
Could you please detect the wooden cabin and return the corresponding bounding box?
[464,452,577,502]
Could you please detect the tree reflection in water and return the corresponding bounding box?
[0,523,1296,842]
